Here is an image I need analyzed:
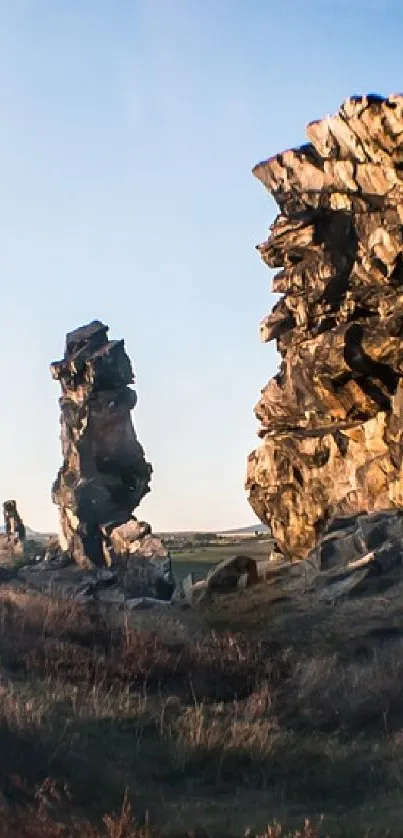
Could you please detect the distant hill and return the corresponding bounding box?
[0,525,54,540]
[157,523,270,538]
[219,523,269,535]
[0,523,268,539]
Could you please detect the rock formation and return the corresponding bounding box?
[246,93,403,560]
[3,500,25,544]
[51,320,174,598]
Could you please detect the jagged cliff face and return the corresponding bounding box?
[246,94,403,560]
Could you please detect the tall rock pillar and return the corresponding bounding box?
[51,320,174,598]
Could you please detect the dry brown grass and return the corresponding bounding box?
[0,789,156,837]
[0,792,324,838]
[0,584,402,835]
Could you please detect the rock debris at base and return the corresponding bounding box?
[2,507,403,616]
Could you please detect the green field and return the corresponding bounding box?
[171,556,217,581]
[171,537,272,581]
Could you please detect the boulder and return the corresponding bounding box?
[296,509,403,603]
[112,529,175,600]
[205,555,258,594]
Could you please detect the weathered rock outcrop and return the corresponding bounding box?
[51,321,174,599]
[0,501,47,566]
[3,500,25,544]
[246,94,403,560]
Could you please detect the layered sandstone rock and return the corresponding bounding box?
[51,321,174,598]
[246,94,403,560]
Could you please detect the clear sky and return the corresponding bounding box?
[0,0,402,533]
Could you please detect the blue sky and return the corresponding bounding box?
[0,0,402,532]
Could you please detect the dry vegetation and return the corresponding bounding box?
[0,584,403,836]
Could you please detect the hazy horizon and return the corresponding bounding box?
[1,1,403,532]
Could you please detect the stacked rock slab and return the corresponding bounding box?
[246,93,403,560]
[51,321,174,598]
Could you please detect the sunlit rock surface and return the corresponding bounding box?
[246,94,403,559]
